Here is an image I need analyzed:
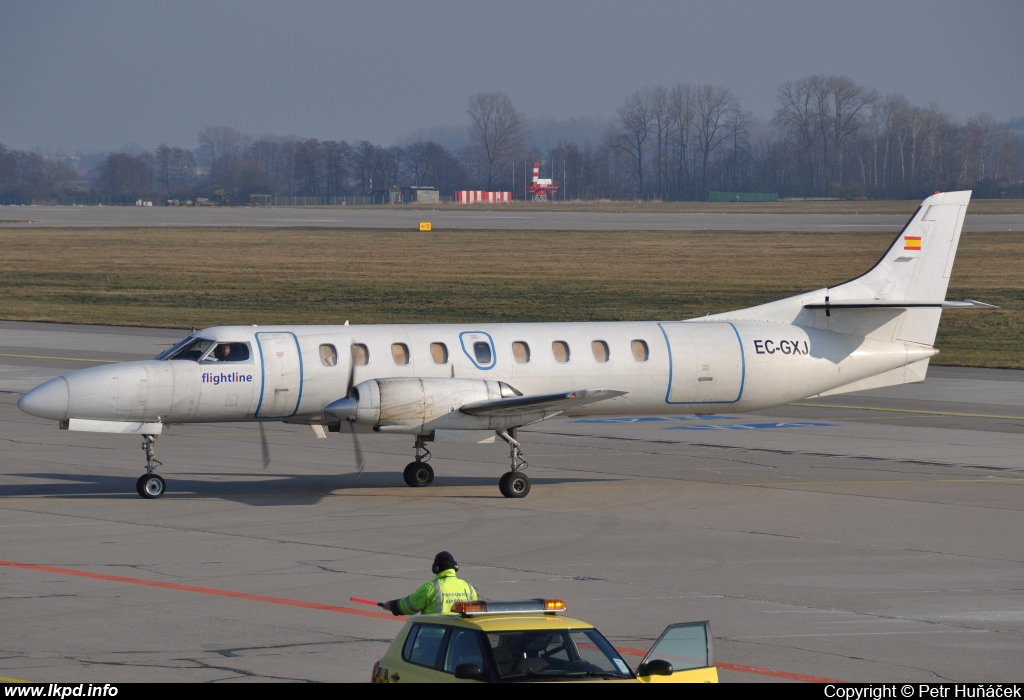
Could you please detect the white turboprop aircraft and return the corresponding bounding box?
[18,190,991,500]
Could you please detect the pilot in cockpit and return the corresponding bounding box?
[209,343,249,362]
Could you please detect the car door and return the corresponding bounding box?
[390,623,450,683]
[636,621,718,683]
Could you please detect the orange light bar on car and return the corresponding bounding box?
[452,602,488,615]
[452,599,567,617]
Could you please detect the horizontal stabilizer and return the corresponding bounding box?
[460,389,626,417]
[804,299,997,310]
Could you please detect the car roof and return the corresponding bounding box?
[413,613,596,632]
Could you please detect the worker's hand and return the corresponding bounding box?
[383,600,403,616]
[377,601,386,609]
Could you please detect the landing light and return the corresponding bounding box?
[452,599,566,617]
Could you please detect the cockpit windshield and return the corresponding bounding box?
[156,338,252,363]
[158,337,216,361]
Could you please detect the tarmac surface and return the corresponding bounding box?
[1,321,1022,683]
[2,204,1023,232]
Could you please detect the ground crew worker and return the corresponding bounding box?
[379,551,478,616]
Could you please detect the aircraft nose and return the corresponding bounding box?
[18,376,70,421]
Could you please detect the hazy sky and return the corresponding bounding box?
[2,0,1021,153]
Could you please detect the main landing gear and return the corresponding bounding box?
[135,434,166,499]
[400,430,532,498]
[403,436,434,487]
[497,428,530,499]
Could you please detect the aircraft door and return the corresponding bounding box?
[255,332,303,418]
[660,322,744,404]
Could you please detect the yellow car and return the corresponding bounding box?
[371,599,718,683]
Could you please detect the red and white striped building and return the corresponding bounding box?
[456,190,512,204]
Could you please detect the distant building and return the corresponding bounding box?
[402,186,440,204]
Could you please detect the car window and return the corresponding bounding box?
[485,628,631,680]
[643,622,711,671]
[402,624,448,670]
[443,628,486,674]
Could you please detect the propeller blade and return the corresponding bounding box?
[347,420,366,476]
[345,339,365,475]
[259,422,271,470]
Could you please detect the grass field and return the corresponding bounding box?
[1,227,1021,367]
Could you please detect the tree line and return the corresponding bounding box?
[2,74,1022,204]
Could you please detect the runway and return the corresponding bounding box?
[0,321,1022,683]
[2,204,1023,232]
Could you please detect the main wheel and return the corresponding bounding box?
[136,474,166,499]
[503,472,530,499]
[498,471,513,497]
[403,461,434,487]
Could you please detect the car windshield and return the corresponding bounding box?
[486,628,632,681]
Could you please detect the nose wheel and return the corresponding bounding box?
[136,434,167,499]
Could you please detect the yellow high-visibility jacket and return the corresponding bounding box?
[399,569,478,615]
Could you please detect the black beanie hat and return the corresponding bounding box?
[432,551,458,574]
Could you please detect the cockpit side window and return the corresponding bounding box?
[206,342,251,363]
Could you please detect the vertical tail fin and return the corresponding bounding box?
[830,190,970,306]
[708,190,973,346]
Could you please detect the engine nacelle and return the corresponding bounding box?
[343,378,523,433]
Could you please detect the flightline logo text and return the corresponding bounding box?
[201,372,253,385]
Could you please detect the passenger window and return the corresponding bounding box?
[474,341,492,365]
[592,340,609,363]
[552,341,570,363]
[512,341,530,364]
[444,628,485,674]
[402,624,448,670]
[351,343,369,366]
[209,342,250,363]
[392,343,410,366]
[319,344,338,367]
[631,339,649,362]
[431,342,449,365]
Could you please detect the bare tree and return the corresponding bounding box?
[694,84,739,197]
[466,92,529,190]
[612,88,654,199]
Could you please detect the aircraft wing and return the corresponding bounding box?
[459,389,627,417]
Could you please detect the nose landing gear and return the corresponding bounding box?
[135,435,166,499]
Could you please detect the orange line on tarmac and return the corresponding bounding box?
[0,559,394,621]
[2,559,842,682]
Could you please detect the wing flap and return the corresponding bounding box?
[459,389,627,417]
